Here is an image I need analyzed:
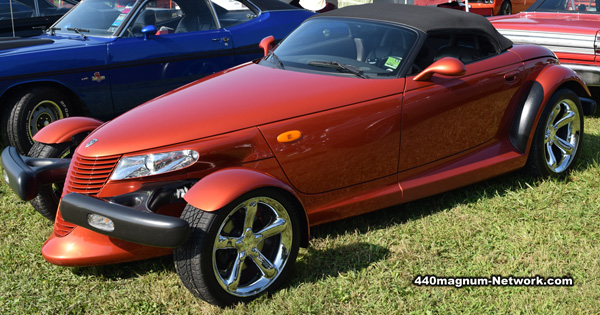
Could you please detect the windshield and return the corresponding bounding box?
[529,0,600,13]
[52,0,139,37]
[260,18,419,79]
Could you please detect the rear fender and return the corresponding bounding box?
[184,167,310,247]
[33,117,103,144]
[510,65,589,153]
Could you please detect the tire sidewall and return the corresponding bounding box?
[27,141,72,221]
[528,89,584,177]
[176,189,301,306]
[10,87,72,153]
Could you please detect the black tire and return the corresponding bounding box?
[525,89,584,177]
[499,1,512,15]
[3,87,72,154]
[27,141,73,221]
[174,189,300,306]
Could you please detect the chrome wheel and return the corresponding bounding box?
[174,189,300,306]
[213,196,293,297]
[543,98,581,173]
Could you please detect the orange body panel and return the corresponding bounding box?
[33,117,104,144]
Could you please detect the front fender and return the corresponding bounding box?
[184,167,299,212]
[33,116,104,144]
[510,65,590,153]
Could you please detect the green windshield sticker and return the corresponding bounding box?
[384,57,402,70]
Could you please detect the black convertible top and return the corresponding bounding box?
[318,4,513,51]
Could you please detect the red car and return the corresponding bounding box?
[490,0,600,103]
[1,3,596,306]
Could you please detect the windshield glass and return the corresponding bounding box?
[529,0,599,13]
[260,18,418,79]
[53,0,139,37]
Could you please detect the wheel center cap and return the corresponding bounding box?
[236,228,258,253]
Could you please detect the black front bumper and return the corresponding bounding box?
[1,146,70,201]
[60,192,190,248]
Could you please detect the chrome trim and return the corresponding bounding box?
[498,29,596,55]
[562,64,600,87]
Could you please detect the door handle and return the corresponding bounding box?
[212,37,230,42]
[504,70,520,82]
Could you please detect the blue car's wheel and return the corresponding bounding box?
[27,141,73,221]
[3,87,72,154]
[174,189,300,306]
[526,89,583,176]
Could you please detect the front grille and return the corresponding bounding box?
[55,152,121,237]
[65,153,121,195]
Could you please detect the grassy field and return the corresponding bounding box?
[1,117,599,314]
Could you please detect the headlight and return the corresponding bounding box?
[110,150,199,180]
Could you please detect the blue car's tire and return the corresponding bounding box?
[3,87,72,154]
[174,189,300,306]
[27,141,73,221]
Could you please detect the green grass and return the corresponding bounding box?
[2,117,600,314]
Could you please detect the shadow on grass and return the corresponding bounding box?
[290,242,390,285]
[71,255,175,279]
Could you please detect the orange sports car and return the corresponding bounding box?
[1,3,596,306]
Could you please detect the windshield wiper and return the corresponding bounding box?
[307,60,369,79]
[267,52,284,69]
[48,27,61,36]
[67,27,89,40]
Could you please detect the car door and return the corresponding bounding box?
[107,0,234,114]
[400,32,524,171]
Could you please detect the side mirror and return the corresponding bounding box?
[413,57,466,81]
[259,35,275,57]
[141,25,157,40]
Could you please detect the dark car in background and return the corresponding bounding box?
[0,0,76,37]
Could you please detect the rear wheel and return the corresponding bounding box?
[174,189,300,306]
[28,141,73,221]
[499,1,512,15]
[3,87,72,154]
[525,89,583,177]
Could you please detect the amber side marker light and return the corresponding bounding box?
[277,130,302,143]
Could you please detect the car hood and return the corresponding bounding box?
[80,63,405,157]
[0,35,111,76]
[489,12,600,35]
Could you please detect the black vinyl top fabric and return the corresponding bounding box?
[317,4,513,51]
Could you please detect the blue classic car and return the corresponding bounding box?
[0,0,313,153]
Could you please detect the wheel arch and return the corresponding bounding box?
[32,116,104,144]
[510,65,589,153]
[0,81,88,121]
[184,167,310,248]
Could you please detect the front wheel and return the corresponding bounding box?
[174,189,300,306]
[3,87,73,153]
[27,141,73,221]
[525,89,584,177]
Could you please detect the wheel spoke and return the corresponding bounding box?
[546,142,558,169]
[553,110,575,130]
[554,136,575,155]
[226,251,246,292]
[215,235,238,250]
[257,218,288,240]
[243,200,258,231]
[249,248,277,278]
